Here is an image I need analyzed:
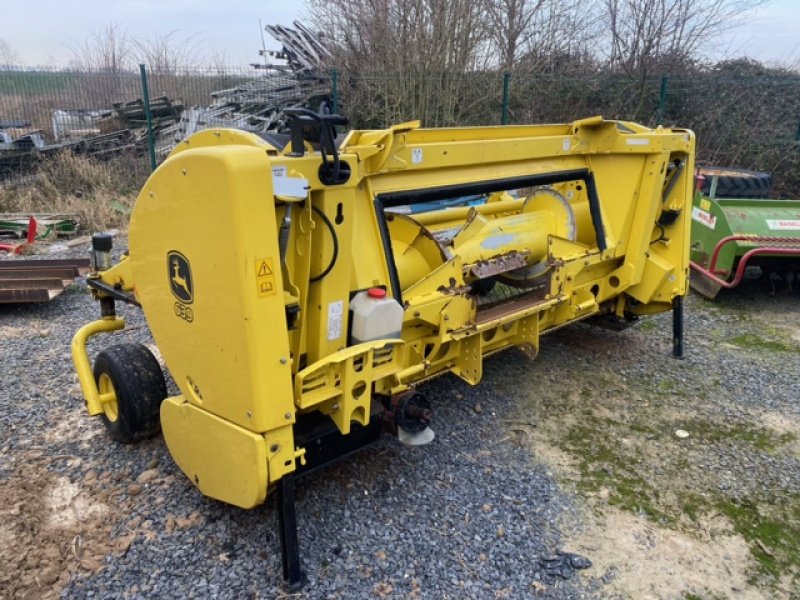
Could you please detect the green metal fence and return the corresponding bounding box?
[0,65,329,179]
[1,65,799,195]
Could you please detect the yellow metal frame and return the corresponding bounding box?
[294,339,403,434]
[71,317,125,416]
[72,117,695,509]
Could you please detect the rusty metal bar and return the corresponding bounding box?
[0,278,67,289]
[690,245,800,291]
[0,258,90,269]
[707,235,800,274]
[0,258,90,304]
[0,268,84,280]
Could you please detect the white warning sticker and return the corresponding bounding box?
[766,219,800,230]
[412,148,423,164]
[327,300,344,341]
[692,206,716,230]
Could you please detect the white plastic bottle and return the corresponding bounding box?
[349,288,404,344]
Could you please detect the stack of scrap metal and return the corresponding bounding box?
[107,96,185,157]
[1,120,50,157]
[0,22,332,177]
[0,258,89,303]
[112,96,184,124]
[263,22,331,73]
[52,109,114,142]
[0,121,45,173]
[174,23,331,142]
[0,119,138,177]
[0,97,177,177]
[176,78,328,141]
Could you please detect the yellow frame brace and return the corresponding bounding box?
[71,317,125,416]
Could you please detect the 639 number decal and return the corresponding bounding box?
[174,301,194,323]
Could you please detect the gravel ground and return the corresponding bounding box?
[1,244,593,600]
[2,246,799,600]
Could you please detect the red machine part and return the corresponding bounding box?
[0,216,38,254]
[690,234,800,290]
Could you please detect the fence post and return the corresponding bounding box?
[139,63,157,172]
[331,68,339,114]
[501,71,511,125]
[657,74,669,124]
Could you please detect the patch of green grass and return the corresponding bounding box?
[657,379,676,393]
[637,319,658,331]
[730,332,800,354]
[627,421,659,436]
[681,419,796,452]
[683,592,727,600]
[557,415,800,588]
[561,422,676,526]
[716,499,800,585]
[0,71,77,95]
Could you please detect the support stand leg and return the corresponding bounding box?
[672,295,684,359]
[276,475,305,591]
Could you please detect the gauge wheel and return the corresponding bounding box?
[93,343,166,444]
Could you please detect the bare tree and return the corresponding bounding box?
[603,0,768,79]
[503,0,601,74]
[0,38,19,66]
[208,49,231,74]
[133,31,201,73]
[309,0,494,125]
[311,0,489,73]
[485,0,546,70]
[70,23,132,72]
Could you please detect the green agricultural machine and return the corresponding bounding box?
[690,167,800,298]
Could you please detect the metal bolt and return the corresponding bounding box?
[279,357,287,364]
[246,411,252,418]
[270,444,280,453]
[284,412,292,420]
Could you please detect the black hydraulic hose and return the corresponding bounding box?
[309,205,339,283]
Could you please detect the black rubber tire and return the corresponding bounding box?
[698,167,772,199]
[93,343,166,444]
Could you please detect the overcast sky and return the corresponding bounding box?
[2,0,799,68]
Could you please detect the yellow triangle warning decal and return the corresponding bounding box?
[257,260,273,277]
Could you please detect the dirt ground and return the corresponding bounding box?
[500,281,800,599]
[0,435,135,598]
[2,269,799,599]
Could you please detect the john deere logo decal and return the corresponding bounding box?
[167,251,193,304]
